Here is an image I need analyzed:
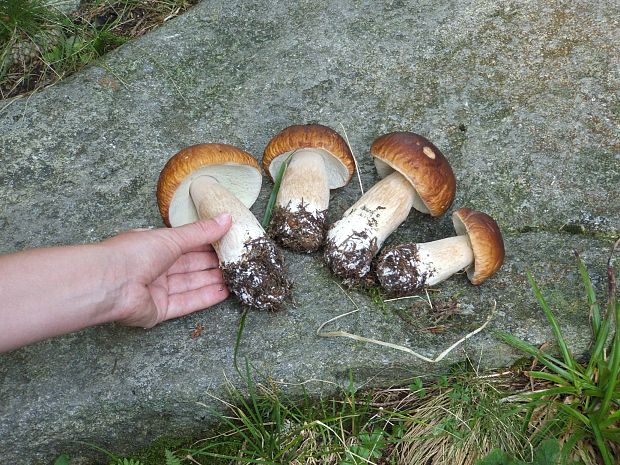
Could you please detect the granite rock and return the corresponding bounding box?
[0,0,618,463]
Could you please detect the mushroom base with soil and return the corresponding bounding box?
[220,236,292,310]
[269,202,327,252]
[375,235,474,295]
[263,125,356,253]
[269,149,331,252]
[324,171,417,282]
[190,176,292,310]
[323,208,380,281]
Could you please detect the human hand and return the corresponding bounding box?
[103,214,232,328]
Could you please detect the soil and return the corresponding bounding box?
[269,203,327,252]
[375,244,432,295]
[221,236,292,311]
[324,229,378,282]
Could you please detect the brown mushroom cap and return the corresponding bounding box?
[157,143,262,227]
[262,124,355,189]
[452,208,505,285]
[370,132,456,216]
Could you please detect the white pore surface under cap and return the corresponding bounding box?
[267,148,350,189]
[168,164,262,227]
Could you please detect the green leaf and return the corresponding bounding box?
[114,459,144,465]
[476,439,561,465]
[495,331,575,380]
[591,419,615,465]
[409,377,426,398]
[557,402,590,427]
[522,386,579,400]
[164,449,182,465]
[531,439,560,465]
[526,370,572,386]
[598,297,620,421]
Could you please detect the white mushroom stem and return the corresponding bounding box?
[413,235,474,286]
[376,234,474,294]
[189,175,265,264]
[327,171,419,253]
[276,149,329,214]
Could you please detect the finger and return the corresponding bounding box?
[165,214,232,254]
[182,243,215,253]
[127,226,156,233]
[165,284,230,320]
[167,268,225,294]
[167,251,220,275]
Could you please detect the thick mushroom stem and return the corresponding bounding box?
[190,176,264,262]
[270,149,330,252]
[375,235,474,295]
[324,171,420,280]
[189,176,291,310]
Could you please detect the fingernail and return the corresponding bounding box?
[214,213,231,226]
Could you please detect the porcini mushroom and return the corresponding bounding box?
[375,208,505,295]
[157,143,291,310]
[324,132,456,280]
[262,124,355,252]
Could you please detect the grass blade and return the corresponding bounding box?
[591,417,615,465]
[576,251,601,337]
[524,386,579,400]
[557,403,590,427]
[560,429,587,464]
[597,240,620,420]
[601,409,620,426]
[527,272,578,377]
[495,331,576,380]
[525,371,570,386]
[262,152,294,228]
[233,309,248,375]
[586,314,612,379]
[597,299,620,420]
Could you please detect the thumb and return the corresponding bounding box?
[167,214,232,253]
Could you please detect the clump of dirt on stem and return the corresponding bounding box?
[269,202,327,252]
[221,236,292,311]
[324,230,378,283]
[375,244,432,296]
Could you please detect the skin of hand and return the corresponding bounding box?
[0,213,232,353]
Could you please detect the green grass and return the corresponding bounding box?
[130,375,518,465]
[0,0,197,99]
[496,241,620,464]
[65,367,527,465]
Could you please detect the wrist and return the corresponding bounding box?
[91,242,132,325]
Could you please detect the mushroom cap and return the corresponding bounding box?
[371,132,456,216]
[262,124,355,189]
[157,143,262,227]
[452,208,505,285]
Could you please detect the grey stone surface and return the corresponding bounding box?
[46,0,82,15]
[0,0,618,463]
